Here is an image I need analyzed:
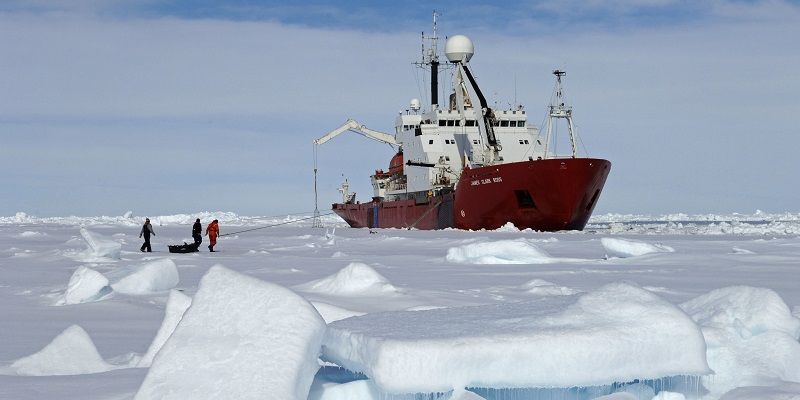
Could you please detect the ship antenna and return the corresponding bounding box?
[312,144,323,228]
[544,69,578,158]
[415,11,440,108]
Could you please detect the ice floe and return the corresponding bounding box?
[521,279,578,296]
[601,237,674,258]
[135,265,326,400]
[6,325,115,376]
[322,282,710,395]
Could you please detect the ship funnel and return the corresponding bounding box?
[445,35,474,63]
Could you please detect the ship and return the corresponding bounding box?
[314,15,611,231]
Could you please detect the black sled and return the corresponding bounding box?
[168,242,200,253]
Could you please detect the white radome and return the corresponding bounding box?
[410,98,421,111]
[445,35,474,63]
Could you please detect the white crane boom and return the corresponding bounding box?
[314,119,398,148]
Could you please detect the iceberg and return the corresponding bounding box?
[322,282,710,395]
[134,265,326,400]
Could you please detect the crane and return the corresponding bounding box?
[313,119,398,149]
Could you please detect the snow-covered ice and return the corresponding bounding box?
[322,282,710,394]
[296,262,399,296]
[4,325,115,376]
[2,211,800,399]
[78,228,122,260]
[56,266,112,305]
[137,290,192,367]
[134,265,326,400]
[108,258,180,295]
[446,238,580,264]
[601,237,675,258]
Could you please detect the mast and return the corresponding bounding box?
[544,70,578,158]
[418,11,440,108]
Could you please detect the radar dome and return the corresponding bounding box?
[410,98,421,111]
[445,35,474,63]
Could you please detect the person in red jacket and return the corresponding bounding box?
[205,219,219,252]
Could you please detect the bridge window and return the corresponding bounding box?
[518,121,525,127]
[524,139,530,144]
[429,139,434,144]
[465,120,476,126]
[509,121,517,127]
[500,121,509,127]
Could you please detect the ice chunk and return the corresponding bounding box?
[79,228,122,260]
[446,239,556,264]
[296,263,398,296]
[109,258,179,295]
[601,237,674,258]
[308,379,381,400]
[137,290,192,367]
[322,282,709,394]
[681,286,800,396]
[56,266,112,305]
[521,279,578,296]
[8,325,115,376]
[311,301,365,323]
[135,265,326,400]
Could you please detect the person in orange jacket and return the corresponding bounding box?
[205,219,219,252]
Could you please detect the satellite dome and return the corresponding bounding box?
[445,35,474,63]
[410,98,421,111]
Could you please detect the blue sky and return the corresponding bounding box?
[1,0,799,217]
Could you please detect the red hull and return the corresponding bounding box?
[332,158,610,231]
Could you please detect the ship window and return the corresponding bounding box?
[510,121,517,127]
[445,156,450,161]
[465,120,476,126]
[445,139,450,144]
[379,183,385,189]
[524,139,529,144]
[447,120,455,126]
[439,120,446,126]
[519,121,525,127]
[473,140,478,144]
[415,126,422,136]
[514,190,537,209]
[519,140,524,144]
[500,121,509,127]
[428,139,434,144]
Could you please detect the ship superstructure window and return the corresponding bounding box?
[447,120,456,126]
[472,140,479,144]
[518,121,525,127]
[465,120,476,126]
[509,121,517,127]
[439,120,446,126]
[500,121,509,127]
[429,140,434,144]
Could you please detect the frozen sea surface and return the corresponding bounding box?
[1,211,800,399]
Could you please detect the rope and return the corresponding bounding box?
[219,212,335,237]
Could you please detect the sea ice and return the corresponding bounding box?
[134,265,326,400]
[681,286,800,396]
[601,237,674,258]
[322,282,710,394]
[446,238,558,264]
[6,325,115,376]
[79,228,122,260]
[719,381,800,399]
[137,290,192,367]
[651,392,686,400]
[56,266,112,305]
[109,258,179,295]
[308,379,381,400]
[311,301,366,323]
[521,279,578,296]
[296,262,399,296]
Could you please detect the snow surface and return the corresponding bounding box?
[137,289,192,367]
[322,282,710,394]
[2,211,800,399]
[108,258,180,295]
[601,237,675,258]
[4,325,115,376]
[57,266,112,305]
[134,265,326,400]
[446,238,584,264]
